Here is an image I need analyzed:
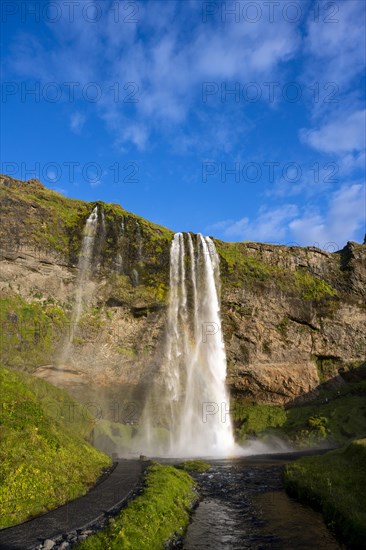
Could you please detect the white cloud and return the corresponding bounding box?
[70,112,86,134]
[289,183,365,247]
[304,1,366,89]
[5,0,300,150]
[300,109,366,154]
[211,204,299,242]
[211,184,365,248]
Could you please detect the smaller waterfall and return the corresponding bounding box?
[115,253,123,274]
[135,221,142,263]
[73,206,99,324]
[59,206,99,365]
[114,216,125,274]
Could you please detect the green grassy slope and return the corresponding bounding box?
[77,463,197,550]
[233,379,366,446]
[0,365,111,528]
[284,439,366,548]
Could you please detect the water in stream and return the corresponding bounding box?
[180,455,343,550]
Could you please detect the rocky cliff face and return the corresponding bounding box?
[1,175,365,407]
[219,242,365,403]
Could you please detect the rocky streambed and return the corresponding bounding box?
[176,453,344,550]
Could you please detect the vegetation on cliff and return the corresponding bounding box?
[0,175,173,291]
[77,463,197,550]
[0,365,111,528]
[284,439,366,548]
[0,295,68,370]
[233,378,366,446]
[215,239,340,303]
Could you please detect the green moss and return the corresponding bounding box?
[77,463,197,550]
[276,317,289,338]
[315,357,340,383]
[0,178,90,256]
[0,365,111,528]
[232,401,287,442]
[0,295,68,370]
[177,460,211,472]
[214,241,340,316]
[294,268,338,301]
[284,440,366,548]
[215,242,275,285]
[106,274,168,308]
[232,380,366,446]
[115,346,137,358]
[283,382,366,446]
[0,177,173,284]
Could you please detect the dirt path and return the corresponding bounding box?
[0,459,147,550]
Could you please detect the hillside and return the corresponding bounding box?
[0,174,365,417]
[284,439,366,548]
[0,364,111,528]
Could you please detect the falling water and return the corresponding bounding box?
[115,217,125,274]
[73,207,99,324]
[135,221,142,262]
[58,206,99,365]
[140,232,235,457]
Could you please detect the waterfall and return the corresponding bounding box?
[139,232,235,457]
[135,221,142,262]
[73,206,99,324]
[115,216,125,274]
[58,206,99,366]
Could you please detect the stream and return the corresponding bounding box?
[176,453,344,550]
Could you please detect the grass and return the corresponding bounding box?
[214,241,276,285]
[77,462,197,550]
[284,439,366,548]
[232,380,366,445]
[0,295,67,371]
[177,460,211,472]
[214,240,339,309]
[233,402,287,442]
[0,175,173,288]
[0,365,111,527]
[294,268,338,301]
[92,419,134,455]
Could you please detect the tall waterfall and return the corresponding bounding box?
[58,206,99,365]
[140,232,235,457]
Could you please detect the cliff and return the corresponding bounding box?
[0,175,365,407]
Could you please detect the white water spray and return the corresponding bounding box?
[140,232,235,457]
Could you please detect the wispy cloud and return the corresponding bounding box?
[210,183,365,248]
[289,183,365,247]
[5,0,301,150]
[209,204,299,242]
[303,1,366,89]
[300,109,366,155]
[70,112,86,134]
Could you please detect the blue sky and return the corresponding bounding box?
[1,0,365,249]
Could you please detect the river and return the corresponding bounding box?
[173,452,344,550]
